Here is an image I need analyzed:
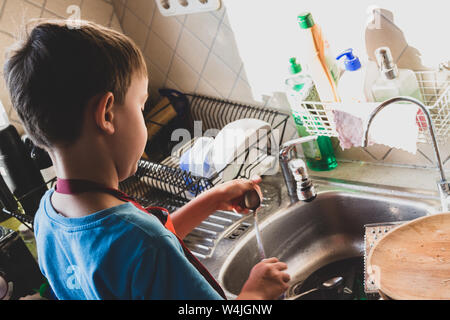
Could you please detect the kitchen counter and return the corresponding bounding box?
[309,160,443,194]
[41,159,444,193]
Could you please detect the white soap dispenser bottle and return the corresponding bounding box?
[336,49,367,103]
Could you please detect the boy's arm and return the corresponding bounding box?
[171,177,262,239]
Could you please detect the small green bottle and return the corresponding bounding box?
[285,58,338,171]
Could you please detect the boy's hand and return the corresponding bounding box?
[171,176,262,239]
[210,176,263,214]
[238,257,291,300]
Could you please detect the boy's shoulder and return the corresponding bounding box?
[34,190,187,299]
[35,188,175,244]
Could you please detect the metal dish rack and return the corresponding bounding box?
[118,94,290,259]
[119,94,290,208]
[293,70,450,144]
[1,177,56,231]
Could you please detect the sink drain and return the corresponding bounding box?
[287,280,304,297]
[285,257,377,300]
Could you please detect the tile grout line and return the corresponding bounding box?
[0,0,6,21]
[121,0,153,28]
[196,75,226,99]
[227,63,243,99]
[119,0,127,23]
[381,147,393,161]
[443,154,450,165]
[417,148,435,165]
[372,12,407,64]
[79,0,85,18]
[8,0,33,40]
[107,1,116,27]
[395,44,409,65]
[142,4,157,56]
[150,22,240,81]
[142,4,158,98]
[144,25,238,97]
[22,0,44,11]
[362,147,379,161]
[0,29,13,38]
[39,0,47,18]
[128,9,240,93]
[162,15,187,89]
[193,11,227,94]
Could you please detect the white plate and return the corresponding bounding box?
[211,119,272,181]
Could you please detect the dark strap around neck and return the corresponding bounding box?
[55,178,133,201]
[55,178,107,194]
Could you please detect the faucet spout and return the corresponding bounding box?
[363,96,450,211]
[279,136,318,203]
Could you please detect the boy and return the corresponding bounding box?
[3,20,290,300]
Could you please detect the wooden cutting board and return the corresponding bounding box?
[367,212,450,300]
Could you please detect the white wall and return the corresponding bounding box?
[225,0,449,99]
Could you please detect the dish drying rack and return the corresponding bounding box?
[119,94,290,208]
[294,70,450,144]
[0,177,56,231]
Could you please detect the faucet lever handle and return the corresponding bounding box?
[282,136,318,150]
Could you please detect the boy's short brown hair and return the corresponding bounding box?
[3,19,147,148]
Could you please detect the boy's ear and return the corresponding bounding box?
[93,92,115,135]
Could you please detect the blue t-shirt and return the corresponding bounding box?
[34,189,224,300]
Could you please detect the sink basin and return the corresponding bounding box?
[208,176,441,299]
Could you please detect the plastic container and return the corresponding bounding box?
[336,49,368,103]
[285,58,319,104]
[285,58,338,172]
[179,137,215,179]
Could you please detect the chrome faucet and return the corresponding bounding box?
[363,96,450,211]
[279,136,318,204]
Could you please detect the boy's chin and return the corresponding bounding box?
[118,161,140,183]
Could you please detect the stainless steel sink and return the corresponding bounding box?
[198,173,442,300]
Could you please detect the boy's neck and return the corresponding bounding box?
[48,140,128,218]
[49,139,120,190]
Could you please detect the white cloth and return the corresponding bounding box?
[331,102,419,154]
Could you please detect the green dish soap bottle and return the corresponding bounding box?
[285,57,338,171]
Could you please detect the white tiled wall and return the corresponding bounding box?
[0,0,447,172]
[112,0,449,172]
[0,0,122,135]
[112,0,252,108]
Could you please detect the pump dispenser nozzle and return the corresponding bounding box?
[375,47,399,80]
[336,49,362,71]
[289,57,302,75]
